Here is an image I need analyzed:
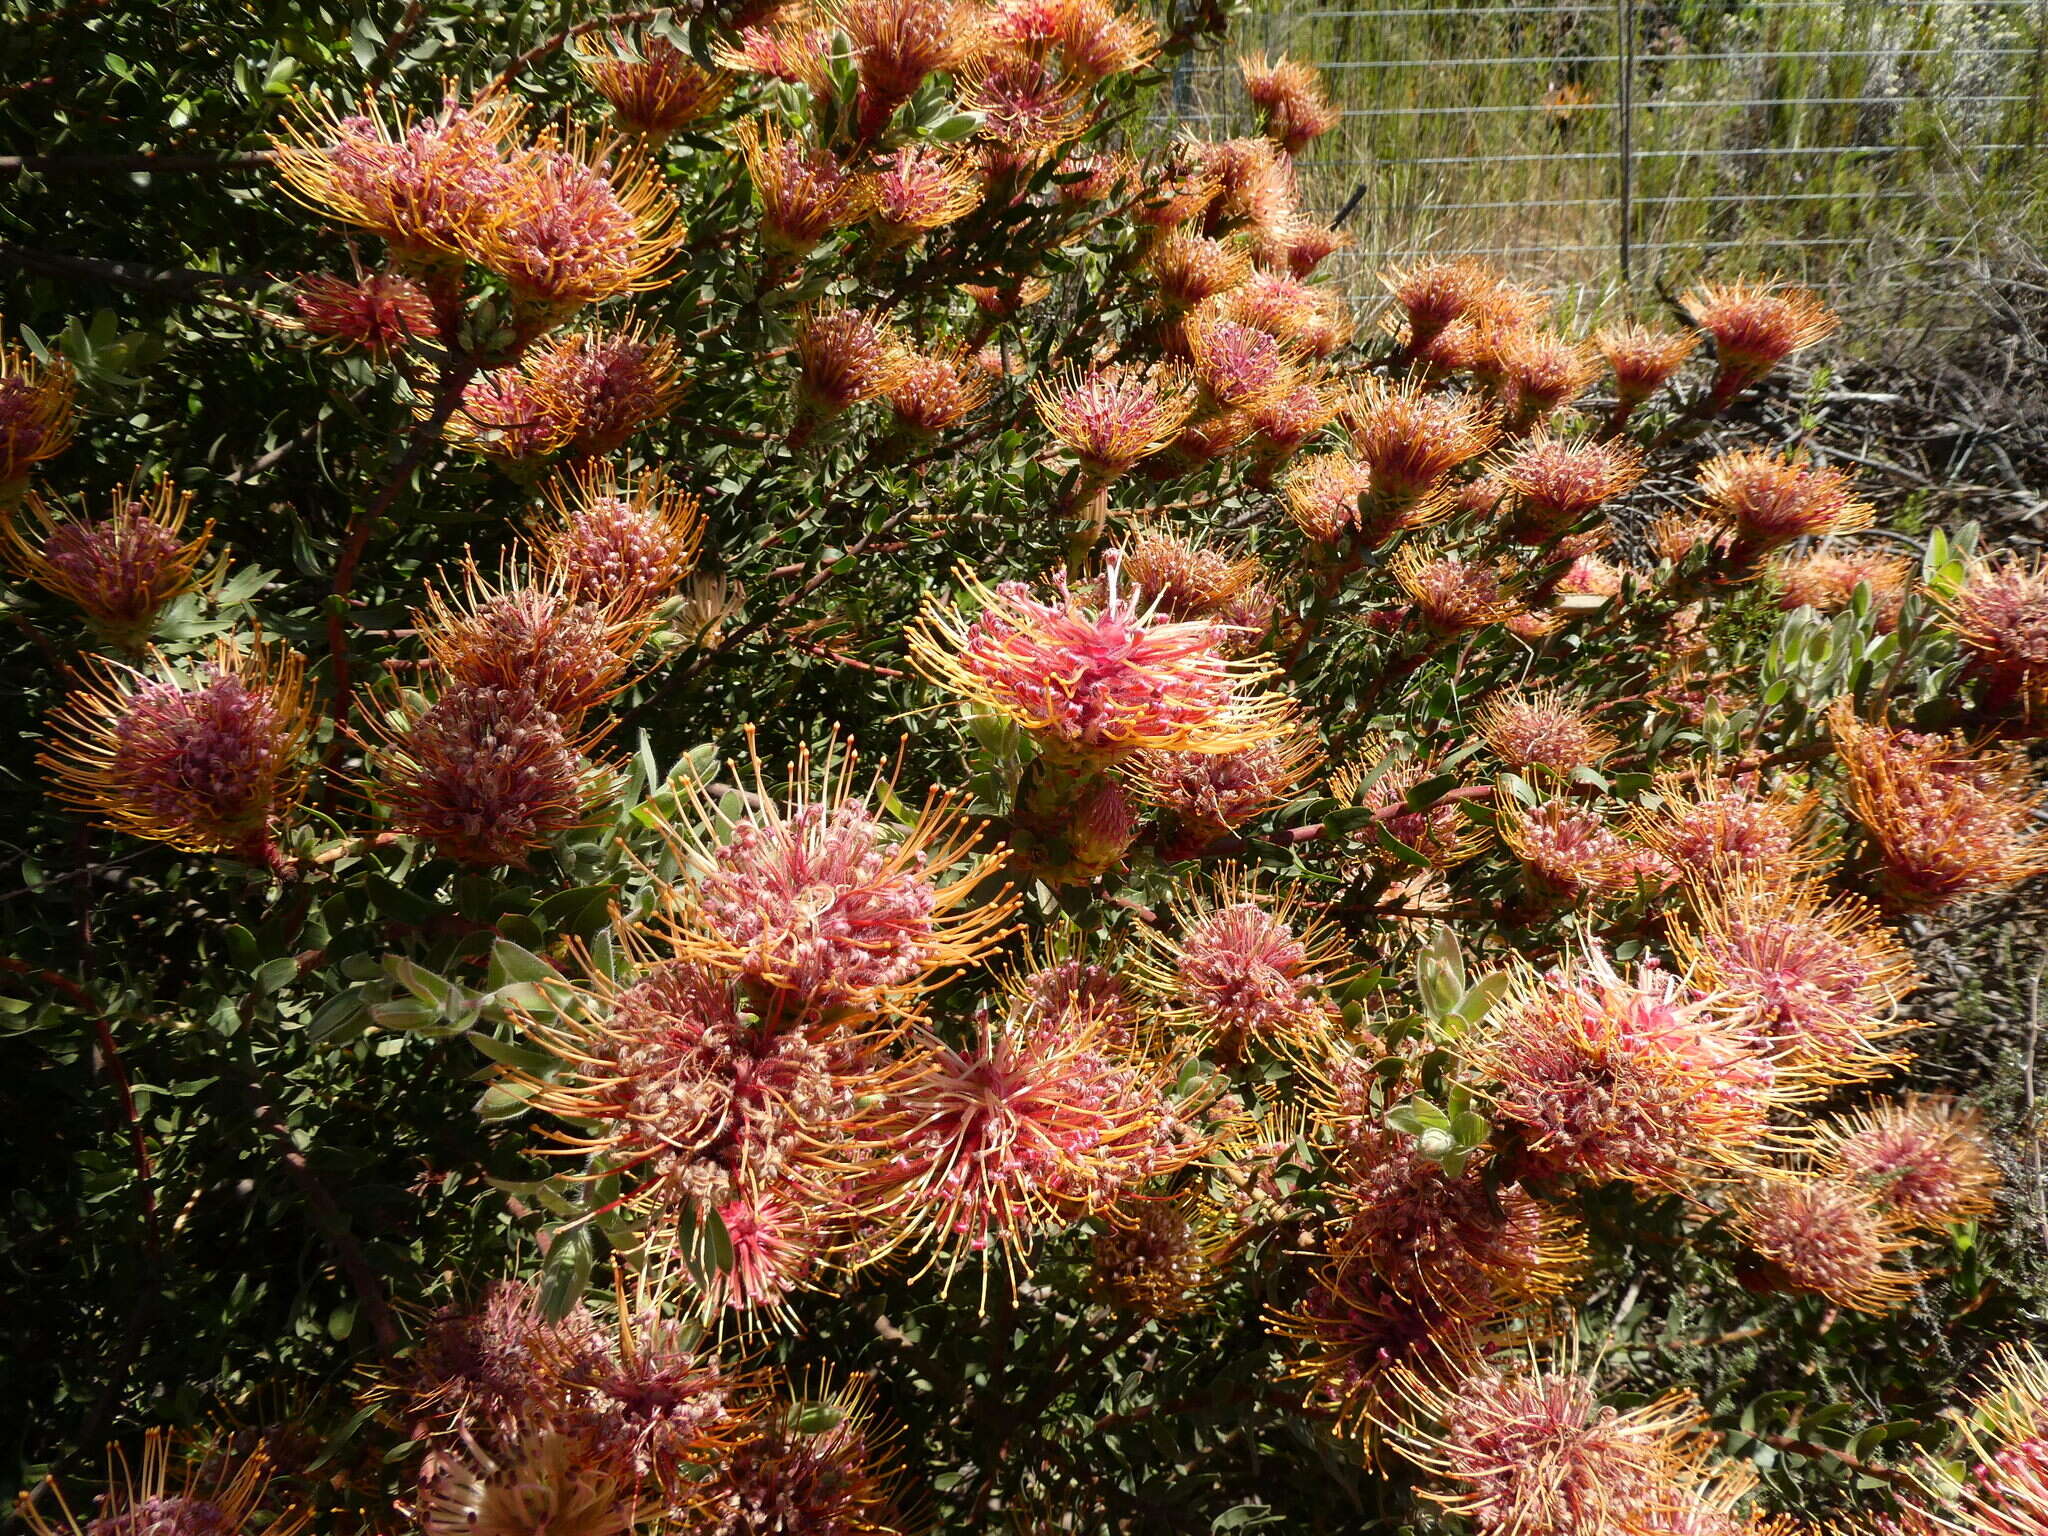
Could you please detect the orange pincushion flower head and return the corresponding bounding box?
[1123,720,1322,852]
[1185,309,1302,412]
[1111,525,1263,618]
[1030,362,1199,479]
[1270,1261,1493,1445]
[835,0,988,137]
[1731,1172,1918,1312]
[1829,700,2048,910]
[698,1373,908,1532]
[460,129,683,320]
[1938,550,2048,718]
[1472,942,1786,1190]
[1145,231,1255,311]
[1056,149,1138,205]
[654,733,1016,1011]
[575,29,734,136]
[1131,872,1343,1057]
[448,321,686,469]
[960,277,1051,318]
[790,302,911,428]
[1092,1193,1234,1318]
[1682,278,1838,406]
[1046,0,1161,81]
[270,87,521,258]
[3,478,214,649]
[1380,258,1501,353]
[42,633,312,860]
[1648,511,1725,568]
[1500,431,1645,543]
[1595,320,1700,413]
[1332,737,1483,868]
[858,1008,1215,1288]
[1475,687,1618,777]
[1282,450,1371,543]
[1345,376,1499,510]
[17,1430,311,1536]
[866,143,982,242]
[1695,449,1873,560]
[1670,870,1916,1085]
[736,117,866,255]
[1492,328,1600,431]
[715,4,833,88]
[1392,545,1521,635]
[1331,1128,1584,1307]
[1239,52,1340,153]
[370,680,610,868]
[530,462,703,619]
[959,50,1090,174]
[1628,769,1826,887]
[1251,211,1352,279]
[419,562,647,724]
[1195,136,1297,232]
[0,323,77,496]
[1769,544,1914,631]
[289,269,438,357]
[1384,1356,1733,1536]
[1817,1092,2001,1230]
[910,563,1287,763]
[887,343,995,435]
[1249,378,1342,467]
[1499,797,1641,900]
[1131,143,1221,230]
[1221,271,1356,358]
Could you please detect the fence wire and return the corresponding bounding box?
[1164,0,2048,328]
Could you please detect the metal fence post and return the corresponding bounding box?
[1617,0,1636,287]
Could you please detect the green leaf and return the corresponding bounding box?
[488,939,562,991]
[533,885,616,939]
[536,1226,597,1321]
[383,956,456,1011]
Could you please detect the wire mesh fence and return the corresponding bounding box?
[1165,0,2048,330]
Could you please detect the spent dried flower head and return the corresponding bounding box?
[576,30,734,136]
[42,634,311,860]
[289,269,439,357]
[0,323,78,495]
[1473,943,1786,1189]
[1669,870,1917,1085]
[1816,1092,2000,1231]
[1239,52,1341,153]
[1731,1173,1919,1312]
[1475,687,1618,777]
[910,564,1288,763]
[530,463,703,619]
[3,478,214,649]
[1829,700,2048,910]
[1695,449,1873,559]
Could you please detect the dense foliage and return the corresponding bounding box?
[4,2,2047,1533]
